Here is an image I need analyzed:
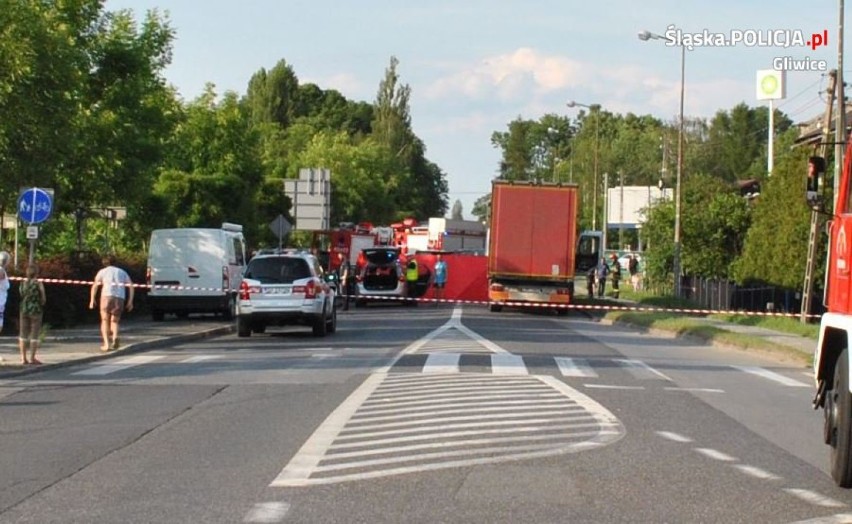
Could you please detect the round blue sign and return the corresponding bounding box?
[18,188,53,225]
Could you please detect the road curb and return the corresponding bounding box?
[0,325,234,379]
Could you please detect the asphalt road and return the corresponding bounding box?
[0,304,846,523]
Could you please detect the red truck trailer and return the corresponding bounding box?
[487,181,580,313]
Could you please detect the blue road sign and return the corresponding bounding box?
[18,188,53,225]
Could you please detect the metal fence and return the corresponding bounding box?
[679,275,825,316]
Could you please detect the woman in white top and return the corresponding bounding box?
[0,251,12,332]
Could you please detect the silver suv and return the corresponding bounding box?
[236,252,336,337]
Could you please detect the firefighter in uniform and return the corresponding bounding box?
[406,257,419,305]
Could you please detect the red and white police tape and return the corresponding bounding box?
[19,275,822,320]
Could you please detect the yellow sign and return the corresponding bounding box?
[756,69,786,100]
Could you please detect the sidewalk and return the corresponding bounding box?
[599,295,816,361]
[0,317,233,378]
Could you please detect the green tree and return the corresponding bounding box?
[451,200,463,220]
[372,56,447,219]
[245,60,300,128]
[733,129,812,288]
[472,193,491,226]
[155,86,263,236]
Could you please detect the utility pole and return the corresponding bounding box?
[801,70,836,323]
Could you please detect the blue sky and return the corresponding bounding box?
[106,0,840,219]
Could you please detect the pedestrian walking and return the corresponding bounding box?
[0,251,11,333]
[610,254,622,299]
[89,255,134,351]
[595,257,609,298]
[433,254,448,305]
[18,263,46,365]
[336,252,351,311]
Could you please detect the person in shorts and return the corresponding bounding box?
[18,263,46,365]
[89,255,134,351]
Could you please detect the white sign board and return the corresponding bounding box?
[284,168,331,231]
[606,186,673,228]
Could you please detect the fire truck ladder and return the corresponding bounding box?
[801,70,837,323]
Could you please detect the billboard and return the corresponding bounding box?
[283,168,331,231]
[605,186,672,228]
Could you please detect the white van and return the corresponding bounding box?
[146,223,247,320]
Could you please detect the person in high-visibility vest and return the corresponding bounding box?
[406,258,419,304]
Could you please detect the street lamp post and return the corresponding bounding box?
[567,101,600,232]
[638,29,685,297]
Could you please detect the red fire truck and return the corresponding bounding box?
[813,144,852,487]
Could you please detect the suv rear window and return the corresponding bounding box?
[245,257,312,283]
[363,249,399,265]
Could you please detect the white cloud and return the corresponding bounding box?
[424,47,585,100]
[303,72,369,99]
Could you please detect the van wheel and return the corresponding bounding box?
[237,316,251,338]
[313,304,328,337]
[223,296,236,320]
[152,309,165,322]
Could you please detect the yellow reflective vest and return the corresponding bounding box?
[406,260,418,282]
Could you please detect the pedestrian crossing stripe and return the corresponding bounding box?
[64,352,811,389]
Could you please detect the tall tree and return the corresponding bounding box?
[451,200,463,220]
[371,56,447,219]
[733,129,812,288]
[245,60,299,128]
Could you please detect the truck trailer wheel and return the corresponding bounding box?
[829,348,852,487]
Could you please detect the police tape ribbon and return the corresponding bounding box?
[16,276,822,320]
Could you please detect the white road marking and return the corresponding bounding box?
[343,408,589,432]
[243,501,290,523]
[179,355,221,364]
[784,488,846,508]
[664,387,725,393]
[695,448,737,462]
[270,373,385,486]
[555,357,597,378]
[423,353,460,374]
[583,384,645,390]
[656,431,694,443]
[732,366,811,388]
[72,355,165,376]
[614,358,672,381]
[731,464,782,481]
[271,372,624,487]
[490,354,528,375]
[352,397,573,417]
[789,513,852,523]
